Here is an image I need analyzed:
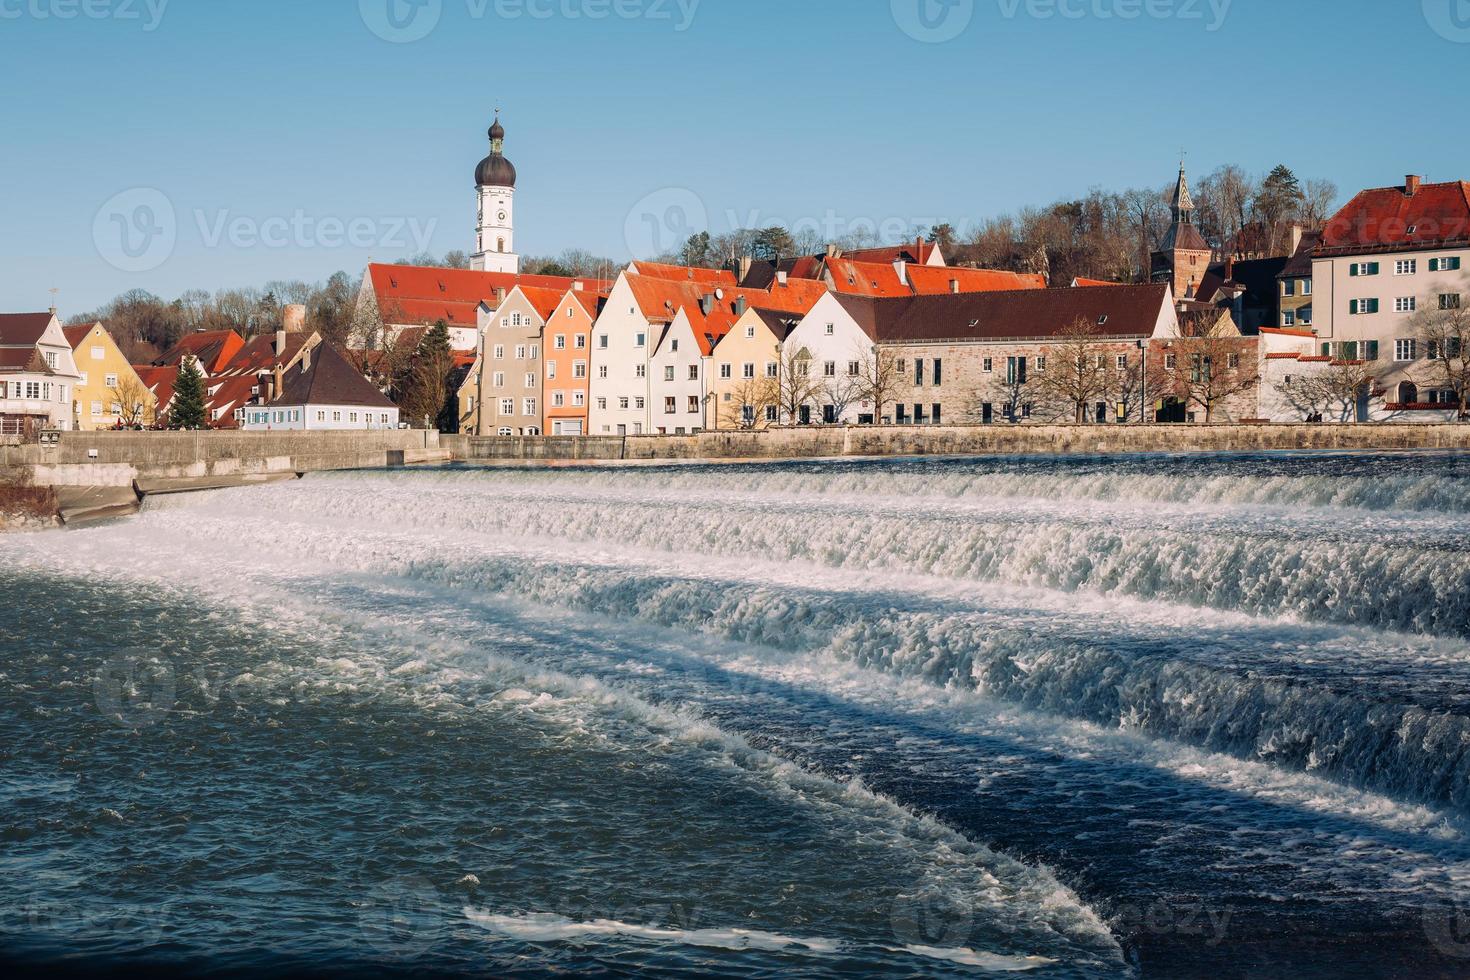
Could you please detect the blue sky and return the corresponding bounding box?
[3,0,1469,314]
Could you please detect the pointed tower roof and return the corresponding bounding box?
[1171,163,1195,215]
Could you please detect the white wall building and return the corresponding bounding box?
[783,292,879,424]
[0,311,82,433]
[238,343,399,431]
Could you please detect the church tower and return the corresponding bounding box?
[1152,162,1214,301]
[472,114,519,274]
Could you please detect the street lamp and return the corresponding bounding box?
[1136,339,1147,424]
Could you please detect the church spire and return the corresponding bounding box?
[1171,160,1196,224]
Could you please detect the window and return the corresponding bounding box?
[1116,354,1128,370]
[825,361,837,378]
[523,398,537,416]
[1430,257,1463,272]
[1165,354,1177,370]
[688,365,699,381]
[914,359,924,385]
[1349,262,1380,277]
[349,412,359,424]
[333,411,342,422]
[635,364,646,379]
[77,372,88,386]
[687,396,699,414]
[43,351,57,369]
[1303,279,1313,296]
[619,397,629,409]
[1282,310,1297,326]
[743,363,755,380]
[1395,339,1418,362]
[515,345,526,359]
[664,366,675,382]
[746,326,756,339]
[1395,260,1417,276]
[317,410,326,422]
[575,335,586,349]
[933,358,943,386]
[494,345,505,359]
[1365,340,1381,361]
[599,365,608,379]
[635,397,645,409]
[104,373,118,388]
[671,339,679,353]
[983,357,993,373]
[573,391,586,407]
[1282,279,1296,297]
[1227,353,1241,369]
[765,406,778,422]
[597,397,608,410]
[492,372,505,387]
[1349,298,1380,315]
[825,323,835,336]
[547,362,557,380]
[1300,306,1314,325]
[635,333,646,347]
[766,362,778,378]
[91,346,104,361]
[501,398,515,415]
[598,335,609,349]
[90,400,103,417]
[555,335,566,350]
[720,364,732,379]
[1441,294,1462,310]
[1395,297,1417,313]
[574,361,587,379]
[1035,356,1047,372]
[25,382,40,399]
[848,361,861,377]
[525,373,537,389]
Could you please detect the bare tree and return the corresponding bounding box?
[775,343,823,425]
[853,344,902,424]
[1030,320,1118,423]
[1301,180,1339,229]
[1414,296,1470,420]
[824,370,863,424]
[114,375,154,428]
[1150,336,1260,422]
[1273,360,1377,422]
[720,375,777,430]
[975,354,1037,423]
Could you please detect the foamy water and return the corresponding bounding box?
[4,452,1470,977]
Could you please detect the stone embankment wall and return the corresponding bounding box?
[1,430,443,488]
[450,424,1470,462]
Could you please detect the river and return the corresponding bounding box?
[4,453,1470,977]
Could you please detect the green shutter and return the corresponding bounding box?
[1369,298,1380,313]
[1451,258,1463,271]
[1430,259,1441,272]
[1366,340,1380,361]
[1350,264,1359,277]
[1322,342,1332,356]
[1349,300,1359,315]
[1368,262,1380,275]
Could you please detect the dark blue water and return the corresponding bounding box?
[5,453,1470,977]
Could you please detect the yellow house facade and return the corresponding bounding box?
[63,322,157,429]
[707,308,798,430]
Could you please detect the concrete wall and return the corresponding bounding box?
[1,430,441,488]
[452,424,1470,462]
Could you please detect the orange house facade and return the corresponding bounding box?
[543,289,601,435]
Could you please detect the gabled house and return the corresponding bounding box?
[459,284,569,435]
[239,343,398,431]
[0,311,82,433]
[708,307,800,430]
[63,321,156,429]
[541,289,603,436]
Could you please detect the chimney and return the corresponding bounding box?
[915,236,925,262]
[777,271,789,286]
[734,297,748,316]
[301,346,312,372]
[825,243,839,259]
[894,259,908,286]
[283,304,306,332]
[949,278,960,294]
[496,287,507,304]
[700,293,715,315]
[738,255,753,282]
[274,329,287,357]
[1225,256,1235,282]
[1406,175,1422,196]
[273,363,284,399]
[1290,224,1304,254]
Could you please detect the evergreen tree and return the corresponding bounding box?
[170,357,208,430]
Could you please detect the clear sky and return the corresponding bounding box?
[4,0,1469,314]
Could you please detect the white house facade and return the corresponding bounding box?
[0,311,83,433]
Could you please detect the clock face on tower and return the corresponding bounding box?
[497,211,507,223]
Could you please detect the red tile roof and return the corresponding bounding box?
[1073,277,1127,287]
[630,262,738,286]
[0,347,51,373]
[155,330,245,374]
[62,322,104,348]
[368,264,614,328]
[0,312,55,347]
[908,265,1047,293]
[1259,327,1316,338]
[133,365,178,412]
[844,241,940,265]
[1318,179,1470,256]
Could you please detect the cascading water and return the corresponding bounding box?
[4,452,1470,977]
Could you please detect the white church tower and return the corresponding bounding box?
[471,114,519,274]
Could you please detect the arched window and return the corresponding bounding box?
[497,238,505,253]
[1398,381,1419,405]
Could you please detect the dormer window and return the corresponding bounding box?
[1097,315,1109,325]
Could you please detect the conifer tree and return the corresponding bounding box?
[170,356,208,430]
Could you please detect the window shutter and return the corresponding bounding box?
[1368,262,1380,275]
[1451,258,1463,271]
[1349,300,1359,315]
[1368,298,1380,314]
[1322,342,1331,356]
[1350,264,1359,277]
[1430,258,1441,272]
